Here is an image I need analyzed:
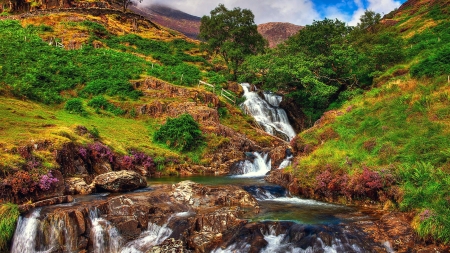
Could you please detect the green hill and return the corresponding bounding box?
[272,0,450,244]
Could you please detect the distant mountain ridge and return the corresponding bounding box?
[130,4,201,39]
[257,22,304,47]
[131,4,302,45]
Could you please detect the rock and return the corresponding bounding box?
[65,177,94,195]
[146,238,187,253]
[93,170,147,193]
[18,195,74,213]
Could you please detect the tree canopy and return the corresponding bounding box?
[199,4,266,80]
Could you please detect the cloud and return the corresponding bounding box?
[141,0,320,25]
[139,0,403,26]
[348,0,403,25]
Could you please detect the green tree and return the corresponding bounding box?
[153,114,204,152]
[199,4,266,80]
[356,10,382,32]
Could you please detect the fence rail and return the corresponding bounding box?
[198,80,237,104]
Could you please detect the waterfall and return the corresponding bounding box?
[277,155,293,170]
[11,209,41,253]
[240,83,296,141]
[89,208,123,253]
[232,152,271,178]
[120,221,173,253]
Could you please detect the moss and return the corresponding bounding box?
[0,203,20,251]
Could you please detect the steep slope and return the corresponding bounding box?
[0,10,287,207]
[257,22,303,48]
[267,0,450,248]
[130,4,201,39]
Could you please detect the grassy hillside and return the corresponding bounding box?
[286,0,450,243]
[0,9,272,193]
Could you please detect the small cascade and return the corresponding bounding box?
[263,92,282,107]
[240,83,296,141]
[232,152,271,178]
[277,155,293,170]
[11,209,41,253]
[89,208,123,253]
[120,220,173,253]
[213,222,370,253]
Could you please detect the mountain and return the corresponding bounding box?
[257,22,304,48]
[130,4,302,46]
[130,4,201,39]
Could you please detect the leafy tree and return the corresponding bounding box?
[356,10,381,32]
[153,114,204,152]
[199,4,266,80]
[112,0,142,12]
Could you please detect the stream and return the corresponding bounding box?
[9,85,385,252]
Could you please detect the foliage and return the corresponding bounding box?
[0,203,19,251]
[400,162,450,243]
[240,13,406,125]
[153,114,204,152]
[355,10,381,32]
[411,45,450,78]
[64,98,86,116]
[88,96,125,116]
[199,4,266,80]
[38,172,59,191]
[148,63,200,86]
[0,20,145,104]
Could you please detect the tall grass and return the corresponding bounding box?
[0,203,19,251]
[400,162,450,243]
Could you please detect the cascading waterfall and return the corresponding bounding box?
[240,83,296,141]
[120,220,173,253]
[232,152,271,178]
[89,208,123,253]
[277,155,293,170]
[11,209,41,253]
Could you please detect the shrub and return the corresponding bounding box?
[64,98,86,116]
[88,96,126,116]
[0,203,20,251]
[153,114,204,152]
[400,162,450,243]
[38,172,59,191]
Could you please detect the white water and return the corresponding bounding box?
[11,209,41,253]
[89,208,124,253]
[232,152,271,178]
[120,222,172,253]
[277,155,293,170]
[240,83,296,141]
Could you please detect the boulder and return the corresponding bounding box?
[146,238,187,253]
[93,170,147,193]
[65,177,94,195]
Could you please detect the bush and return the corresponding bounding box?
[88,96,125,116]
[153,114,204,152]
[400,162,450,243]
[0,203,20,251]
[411,45,450,77]
[64,98,86,116]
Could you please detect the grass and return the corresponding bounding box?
[0,97,179,170]
[0,203,19,251]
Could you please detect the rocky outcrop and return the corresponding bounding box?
[21,181,259,252]
[147,238,188,253]
[93,170,147,192]
[279,97,308,132]
[65,177,94,195]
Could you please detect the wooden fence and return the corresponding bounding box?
[198,80,237,104]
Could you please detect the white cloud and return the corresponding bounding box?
[142,0,320,25]
[367,0,402,15]
[139,0,403,26]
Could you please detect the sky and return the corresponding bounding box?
[142,0,407,26]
